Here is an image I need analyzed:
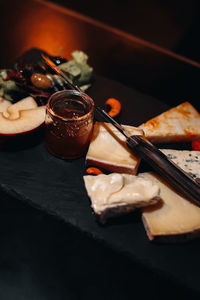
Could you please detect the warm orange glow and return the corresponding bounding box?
[12,4,88,59]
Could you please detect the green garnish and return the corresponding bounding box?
[58,51,93,90]
[0,70,21,101]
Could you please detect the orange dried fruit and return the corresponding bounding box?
[105,98,121,118]
[86,167,103,175]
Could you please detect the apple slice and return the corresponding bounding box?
[0,97,12,112]
[6,96,38,120]
[0,106,46,135]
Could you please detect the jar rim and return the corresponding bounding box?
[46,90,94,122]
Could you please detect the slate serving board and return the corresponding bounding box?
[1,52,200,294]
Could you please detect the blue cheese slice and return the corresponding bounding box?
[86,122,143,174]
[142,149,200,241]
[161,149,200,180]
[84,173,160,223]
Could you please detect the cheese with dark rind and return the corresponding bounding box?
[86,122,143,174]
[139,102,200,143]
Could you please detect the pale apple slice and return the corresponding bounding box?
[84,173,160,223]
[0,97,12,112]
[6,96,38,120]
[139,102,200,143]
[86,122,143,174]
[0,106,46,135]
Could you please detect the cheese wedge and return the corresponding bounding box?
[86,122,143,174]
[161,149,200,180]
[142,149,200,242]
[84,173,160,223]
[142,172,200,242]
[139,102,200,143]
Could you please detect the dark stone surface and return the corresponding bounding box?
[1,190,199,300]
[0,49,200,299]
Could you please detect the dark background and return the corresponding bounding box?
[0,1,200,299]
[44,0,200,62]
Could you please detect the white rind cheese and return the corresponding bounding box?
[84,173,160,221]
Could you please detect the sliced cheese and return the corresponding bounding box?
[142,172,200,241]
[161,149,200,180]
[142,149,200,241]
[86,122,143,174]
[139,102,200,143]
[84,173,160,222]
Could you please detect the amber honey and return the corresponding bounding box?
[45,90,94,159]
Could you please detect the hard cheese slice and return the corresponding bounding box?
[86,122,143,174]
[84,173,160,223]
[139,102,200,143]
[142,149,200,241]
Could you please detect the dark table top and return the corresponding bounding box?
[0,1,200,299]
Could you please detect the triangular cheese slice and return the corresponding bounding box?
[139,102,200,143]
[142,149,200,242]
[142,172,200,242]
[86,122,143,174]
[84,173,160,223]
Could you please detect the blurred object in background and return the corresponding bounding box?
[45,0,200,62]
[0,0,199,108]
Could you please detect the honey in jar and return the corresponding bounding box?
[45,90,94,159]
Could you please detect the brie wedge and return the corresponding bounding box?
[84,173,160,223]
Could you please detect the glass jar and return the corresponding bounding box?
[45,90,94,159]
